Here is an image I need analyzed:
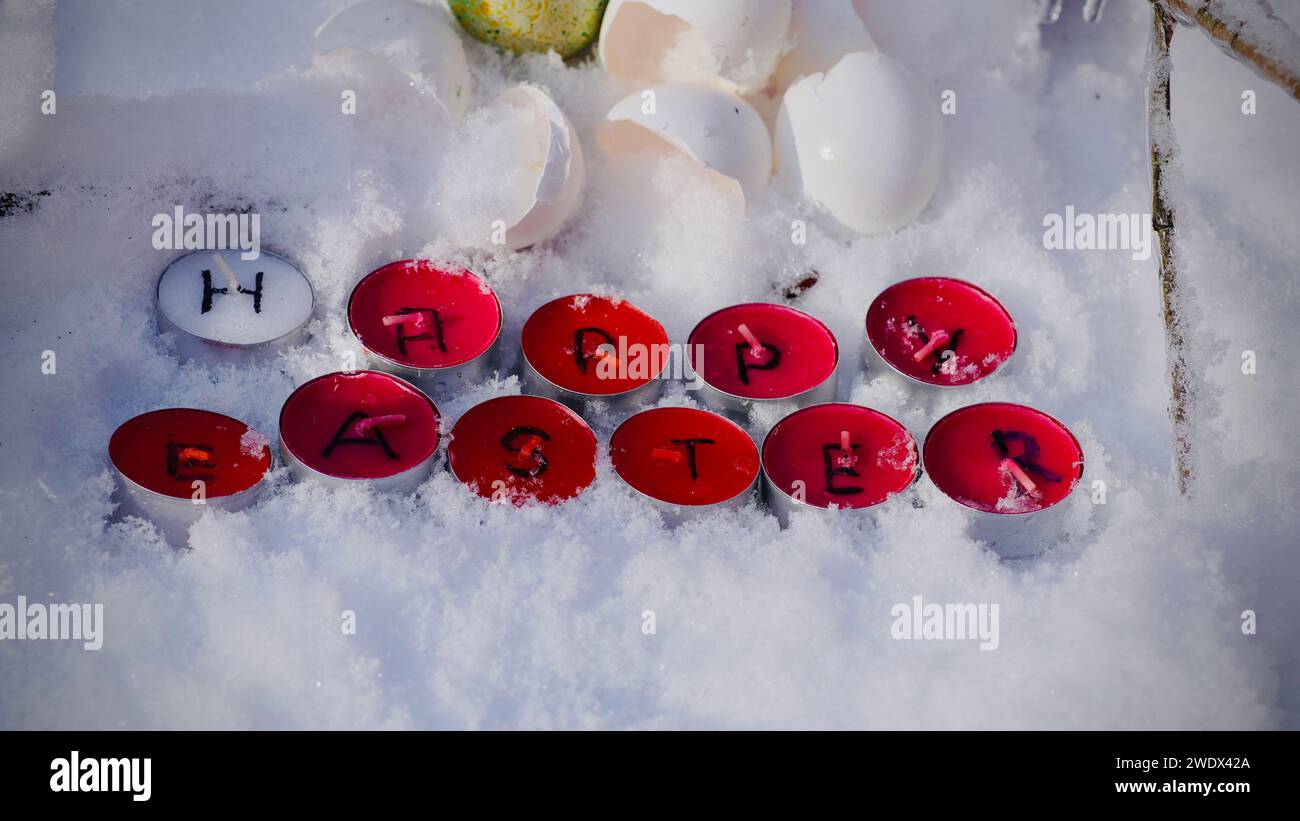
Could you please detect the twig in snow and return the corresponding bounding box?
[1148,3,1194,495]
[1155,0,1300,101]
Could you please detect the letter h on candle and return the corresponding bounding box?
[201,269,264,314]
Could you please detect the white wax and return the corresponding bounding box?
[156,249,314,346]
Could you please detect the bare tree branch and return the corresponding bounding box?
[1156,0,1300,100]
[1148,2,1194,495]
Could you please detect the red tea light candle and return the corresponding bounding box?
[520,294,670,412]
[610,407,759,522]
[348,259,503,395]
[156,249,315,363]
[923,402,1084,557]
[279,370,441,494]
[108,408,272,542]
[865,277,1017,391]
[448,395,597,505]
[760,403,919,525]
[687,303,839,416]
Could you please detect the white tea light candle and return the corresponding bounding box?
[156,249,314,362]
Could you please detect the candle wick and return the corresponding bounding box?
[912,328,951,362]
[382,313,427,328]
[519,436,543,459]
[211,253,241,292]
[1001,458,1038,495]
[354,413,407,437]
[835,431,857,468]
[736,323,767,359]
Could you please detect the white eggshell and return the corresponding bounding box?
[772,0,875,93]
[499,85,585,250]
[775,51,943,235]
[315,0,472,120]
[598,83,773,210]
[598,0,792,93]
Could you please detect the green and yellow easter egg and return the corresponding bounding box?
[449,0,608,58]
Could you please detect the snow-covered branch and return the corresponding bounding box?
[1156,0,1300,100]
[1147,2,1194,494]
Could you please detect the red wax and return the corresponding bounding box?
[521,294,669,396]
[923,403,1083,514]
[610,407,759,507]
[762,403,918,510]
[688,303,838,400]
[109,408,271,499]
[866,277,1016,386]
[448,395,597,505]
[348,259,502,369]
[279,371,440,480]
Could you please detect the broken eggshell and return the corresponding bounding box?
[597,83,772,213]
[498,85,586,250]
[772,0,876,93]
[775,50,943,236]
[314,0,472,120]
[598,0,792,94]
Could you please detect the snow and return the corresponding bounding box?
[0,0,1296,728]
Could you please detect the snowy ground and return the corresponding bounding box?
[0,0,1296,729]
